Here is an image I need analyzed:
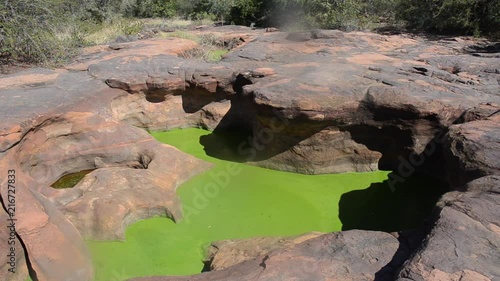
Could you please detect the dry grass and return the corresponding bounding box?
[180,48,229,62]
[143,17,214,30]
[162,32,238,62]
[159,30,201,42]
[80,18,144,45]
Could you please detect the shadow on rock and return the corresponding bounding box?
[199,128,253,162]
[339,173,449,232]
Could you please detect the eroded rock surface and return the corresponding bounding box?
[0,111,211,279]
[12,112,211,240]
[1,26,499,281]
[443,113,500,187]
[397,176,500,281]
[0,165,94,281]
[0,209,29,281]
[232,31,498,174]
[84,30,500,174]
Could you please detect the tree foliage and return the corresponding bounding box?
[126,0,177,18]
[0,0,73,63]
[397,0,500,36]
[1,0,498,65]
[209,0,235,23]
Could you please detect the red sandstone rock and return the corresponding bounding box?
[0,210,29,281]
[11,112,211,240]
[0,160,94,281]
[1,27,499,281]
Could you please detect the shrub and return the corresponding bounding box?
[129,0,177,18]
[2,0,498,66]
[0,0,78,64]
[229,0,263,25]
[397,0,500,37]
[79,18,144,46]
[0,0,147,64]
[251,0,399,31]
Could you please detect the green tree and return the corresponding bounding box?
[397,0,500,36]
[130,0,177,18]
[209,0,235,24]
[229,0,263,25]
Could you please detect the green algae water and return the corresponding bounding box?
[51,169,94,189]
[86,128,445,281]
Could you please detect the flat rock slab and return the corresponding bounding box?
[128,230,400,281]
[0,37,204,137]
[0,70,111,132]
[205,232,325,271]
[66,38,198,71]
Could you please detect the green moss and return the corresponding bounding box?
[205,49,228,62]
[87,128,444,281]
[51,169,94,189]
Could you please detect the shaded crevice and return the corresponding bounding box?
[340,124,414,171]
[407,123,489,189]
[232,74,253,95]
[0,195,38,281]
[180,87,228,113]
[252,121,332,162]
[374,229,429,281]
[204,108,334,163]
[338,172,449,232]
[214,94,255,132]
[18,233,39,281]
[201,91,258,162]
[143,86,229,113]
[138,153,152,169]
[452,103,500,124]
[201,260,212,273]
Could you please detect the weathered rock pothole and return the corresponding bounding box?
[86,128,448,281]
[51,169,95,189]
[1,27,499,281]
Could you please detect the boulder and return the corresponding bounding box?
[128,230,400,281]
[0,163,94,281]
[397,178,500,281]
[10,112,211,240]
[204,232,324,271]
[443,114,500,187]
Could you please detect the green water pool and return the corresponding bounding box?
[85,128,445,281]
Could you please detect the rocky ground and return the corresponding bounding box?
[0,25,498,281]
